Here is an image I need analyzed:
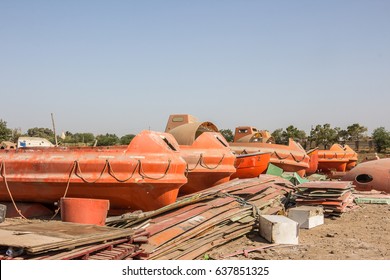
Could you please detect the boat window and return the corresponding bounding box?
[215,136,228,147]
[172,117,184,122]
[252,128,258,132]
[238,129,248,134]
[160,136,177,151]
[355,174,373,184]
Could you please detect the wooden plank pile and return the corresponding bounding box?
[0,221,147,260]
[0,176,294,260]
[107,175,294,260]
[353,190,390,205]
[295,181,356,216]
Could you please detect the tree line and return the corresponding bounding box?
[0,119,135,146]
[220,123,390,153]
[1,119,390,152]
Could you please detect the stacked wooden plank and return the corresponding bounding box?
[295,181,356,216]
[353,190,390,205]
[0,221,147,260]
[0,176,293,260]
[107,175,294,260]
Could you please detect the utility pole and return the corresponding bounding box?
[51,113,58,146]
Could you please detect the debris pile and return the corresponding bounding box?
[0,221,147,260]
[107,176,294,260]
[295,181,356,217]
[353,190,390,205]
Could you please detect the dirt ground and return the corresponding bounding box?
[206,204,390,260]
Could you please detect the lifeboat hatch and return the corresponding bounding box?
[172,116,184,123]
[160,135,177,151]
[355,174,373,184]
[238,128,249,134]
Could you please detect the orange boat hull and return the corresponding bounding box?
[317,144,357,173]
[306,149,319,175]
[0,131,187,213]
[341,158,390,193]
[177,132,236,195]
[230,139,309,177]
[231,152,271,179]
[343,145,358,170]
[317,160,348,173]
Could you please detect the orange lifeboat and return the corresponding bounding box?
[306,148,319,175]
[343,145,358,170]
[0,130,187,213]
[341,158,390,193]
[317,144,358,173]
[229,126,310,177]
[231,151,271,179]
[166,117,236,195]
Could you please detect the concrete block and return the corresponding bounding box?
[259,215,299,245]
[288,206,324,229]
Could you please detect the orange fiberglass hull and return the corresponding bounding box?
[231,152,271,179]
[306,149,319,175]
[317,144,358,173]
[341,158,390,193]
[177,132,236,195]
[0,130,187,213]
[229,139,309,177]
[343,145,358,170]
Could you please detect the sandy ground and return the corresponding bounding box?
[206,204,390,260]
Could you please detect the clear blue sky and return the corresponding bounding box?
[1,0,389,136]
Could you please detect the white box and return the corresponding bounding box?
[259,215,299,245]
[288,206,324,229]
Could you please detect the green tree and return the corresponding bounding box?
[120,134,136,145]
[272,126,306,146]
[96,133,119,146]
[10,128,23,143]
[337,128,349,144]
[347,123,367,151]
[62,131,74,143]
[62,132,95,144]
[372,127,390,153]
[27,127,55,143]
[0,119,12,142]
[308,124,339,149]
[271,128,283,144]
[282,125,306,146]
[73,133,95,144]
[219,129,234,142]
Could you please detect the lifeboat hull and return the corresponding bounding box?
[229,139,309,177]
[317,157,348,173]
[177,132,236,195]
[231,152,271,179]
[341,158,390,193]
[306,149,319,175]
[0,130,187,213]
[343,145,358,170]
[317,144,357,173]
